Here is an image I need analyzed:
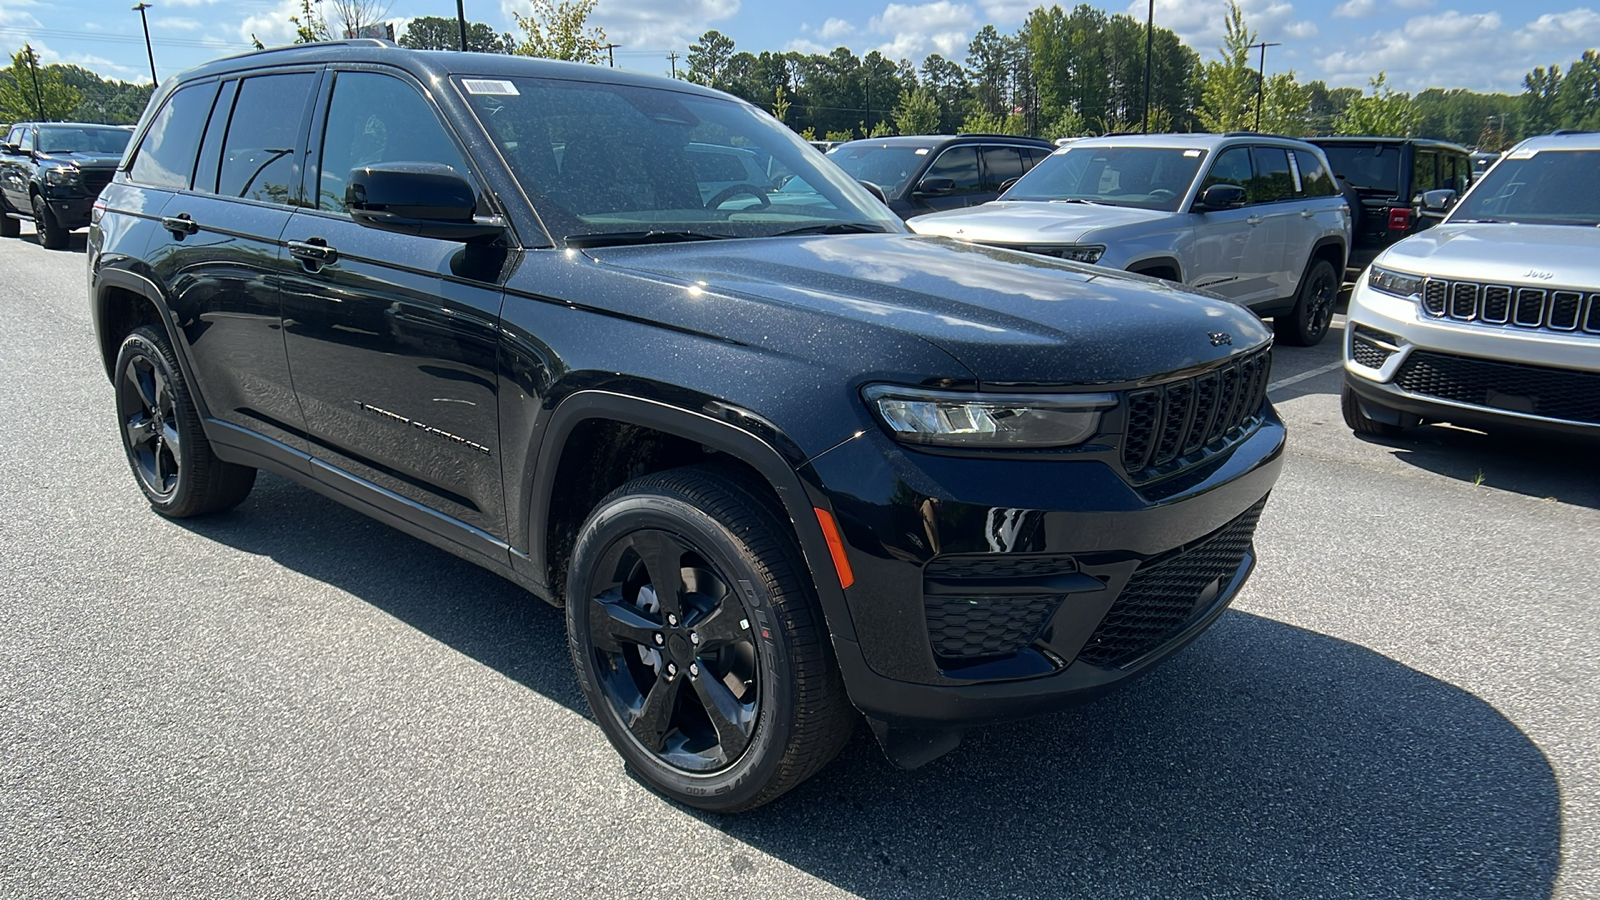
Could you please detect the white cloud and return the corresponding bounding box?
[164,0,220,6]
[1332,0,1376,19]
[815,17,854,40]
[497,0,738,50]
[154,16,205,31]
[1124,0,1318,58]
[784,37,832,54]
[864,1,975,62]
[238,0,302,46]
[978,0,1035,26]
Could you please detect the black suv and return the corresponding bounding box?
[826,133,1057,218]
[1,121,133,248]
[1305,136,1472,272]
[91,42,1284,811]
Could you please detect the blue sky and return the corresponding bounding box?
[3,0,1597,95]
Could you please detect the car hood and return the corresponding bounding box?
[907,201,1174,243]
[1378,223,1600,285]
[586,234,1268,386]
[36,150,122,168]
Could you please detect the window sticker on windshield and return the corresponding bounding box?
[915,148,930,155]
[462,79,519,96]
[1507,148,1537,159]
[1184,149,1202,157]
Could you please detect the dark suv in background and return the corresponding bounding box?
[826,133,1057,217]
[91,41,1284,811]
[1305,136,1472,273]
[1,121,133,248]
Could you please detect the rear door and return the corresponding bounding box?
[1246,145,1304,301]
[280,67,509,547]
[913,144,982,214]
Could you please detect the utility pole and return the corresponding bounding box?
[24,44,44,120]
[455,0,467,51]
[1250,41,1281,132]
[132,3,157,85]
[1141,0,1153,133]
[667,51,678,79]
[601,42,618,67]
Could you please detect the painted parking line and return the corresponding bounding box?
[1267,360,1344,394]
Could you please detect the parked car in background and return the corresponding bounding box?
[826,134,1056,218]
[1343,131,1600,442]
[1469,149,1500,177]
[1,121,133,248]
[91,41,1285,812]
[1304,136,1472,274]
[906,133,1351,346]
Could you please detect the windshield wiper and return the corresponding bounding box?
[564,230,733,248]
[1047,198,1114,206]
[771,222,889,237]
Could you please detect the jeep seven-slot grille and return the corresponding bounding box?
[1420,276,1600,336]
[1121,347,1272,479]
[1396,351,1600,425]
[1075,498,1266,668]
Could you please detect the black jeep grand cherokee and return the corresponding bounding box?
[90,41,1284,811]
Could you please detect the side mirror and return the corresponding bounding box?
[346,162,503,243]
[0,143,17,155]
[999,176,1021,193]
[915,176,954,196]
[1417,188,1457,216]
[858,180,888,205]
[1196,184,1247,211]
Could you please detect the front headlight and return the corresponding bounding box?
[863,384,1116,448]
[1368,265,1423,298]
[43,166,83,187]
[1026,244,1105,264]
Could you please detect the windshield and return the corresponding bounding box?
[456,76,902,240]
[1449,148,1600,226]
[827,144,930,197]
[1001,145,1205,212]
[38,126,131,154]
[1318,144,1400,195]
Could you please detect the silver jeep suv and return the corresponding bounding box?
[906,133,1351,346]
[1343,131,1600,441]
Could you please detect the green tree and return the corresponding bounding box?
[513,0,606,64]
[399,16,514,53]
[57,64,154,124]
[893,86,940,134]
[958,109,1026,135]
[772,85,790,123]
[290,0,331,43]
[0,47,81,121]
[1197,2,1260,132]
[687,30,736,88]
[1334,72,1418,136]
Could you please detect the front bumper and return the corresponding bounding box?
[805,411,1285,728]
[38,188,96,229]
[1344,273,1600,439]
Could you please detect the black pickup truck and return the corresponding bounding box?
[1,121,132,248]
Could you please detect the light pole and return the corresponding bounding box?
[132,3,157,85]
[1141,0,1153,133]
[1249,40,1280,132]
[455,0,467,51]
[24,44,44,120]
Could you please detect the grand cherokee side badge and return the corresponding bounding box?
[1209,332,1233,346]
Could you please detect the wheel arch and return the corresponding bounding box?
[527,390,857,644]
[93,269,178,382]
[1309,235,1347,275]
[1124,255,1183,282]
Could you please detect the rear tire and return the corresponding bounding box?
[1342,382,1404,438]
[1276,258,1339,346]
[566,465,854,812]
[113,326,257,517]
[31,194,67,250]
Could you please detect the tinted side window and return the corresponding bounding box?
[980,146,1025,191]
[1293,149,1338,197]
[219,72,317,205]
[316,71,470,214]
[1249,146,1296,202]
[1201,146,1252,195]
[1447,154,1469,193]
[1021,147,1051,169]
[926,146,980,194]
[19,128,33,153]
[4,126,18,146]
[1411,151,1439,195]
[129,82,220,189]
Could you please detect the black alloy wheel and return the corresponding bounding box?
[567,466,853,812]
[31,193,67,250]
[112,326,256,517]
[1278,258,1340,346]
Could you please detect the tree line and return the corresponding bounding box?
[5,0,1599,151]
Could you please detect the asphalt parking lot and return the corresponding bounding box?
[2,225,1596,898]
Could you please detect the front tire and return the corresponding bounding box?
[113,326,257,517]
[1276,258,1339,346]
[566,466,854,812]
[31,193,67,250]
[1342,382,1405,438]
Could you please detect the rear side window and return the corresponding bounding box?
[130,82,220,189]
[1412,151,1440,195]
[926,146,981,194]
[218,72,317,205]
[1319,144,1400,195]
[1293,150,1338,197]
[1248,147,1296,202]
[315,71,470,214]
[980,146,1025,191]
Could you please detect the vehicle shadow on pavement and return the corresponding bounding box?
[21,230,89,253]
[708,611,1560,898]
[1368,428,1600,509]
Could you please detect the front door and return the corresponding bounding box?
[280,68,508,545]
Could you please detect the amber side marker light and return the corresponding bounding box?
[813,507,855,589]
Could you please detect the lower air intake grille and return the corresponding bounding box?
[925,594,1063,660]
[1075,498,1266,668]
[1395,351,1600,425]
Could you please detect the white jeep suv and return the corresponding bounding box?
[1343,131,1600,442]
[906,133,1351,346]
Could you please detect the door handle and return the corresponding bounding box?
[160,213,199,237]
[288,238,338,265]
[1246,216,1263,226]
[1300,209,1316,218]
